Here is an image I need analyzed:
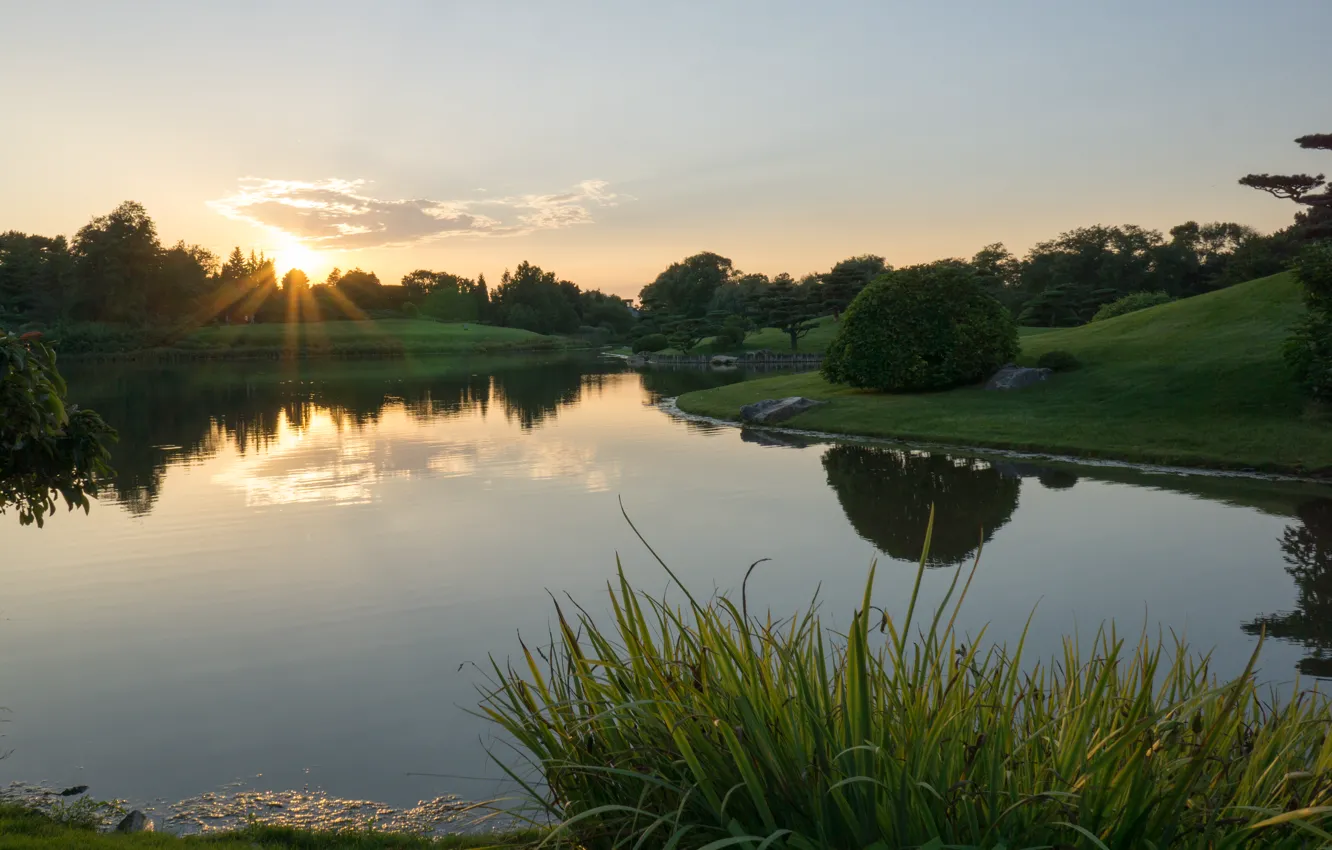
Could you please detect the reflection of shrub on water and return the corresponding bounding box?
[1244,499,1332,677]
[821,445,1020,566]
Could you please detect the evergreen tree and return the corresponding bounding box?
[760,272,821,350]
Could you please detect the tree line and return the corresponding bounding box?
[0,176,1313,354]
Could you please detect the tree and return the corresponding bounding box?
[0,330,116,526]
[281,268,310,292]
[0,232,74,322]
[824,262,1018,391]
[759,272,821,350]
[639,252,733,319]
[70,201,162,322]
[821,254,887,318]
[153,241,216,321]
[1241,134,1332,241]
[492,262,581,334]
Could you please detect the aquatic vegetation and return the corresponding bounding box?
[482,514,1332,849]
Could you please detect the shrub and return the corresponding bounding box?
[711,325,746,349]
[1037,349,1080,371]
[400,301,420,318]
[822,262,1018,392]
[631,333,669,353]
[482,544,1332,849]
[1091,290,1173,322]
[1286,241,1332,400]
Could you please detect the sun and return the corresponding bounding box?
[275,238,322,280]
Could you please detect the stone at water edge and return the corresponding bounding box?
[739,396,827,425]
[984,363,1053,391]
[710,354,738,367]
[115,810,154,833]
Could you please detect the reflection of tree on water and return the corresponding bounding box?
[1244,499,1332,677]
[821,445,1021,567]
[63,359,621,516]
[636,368,751,404]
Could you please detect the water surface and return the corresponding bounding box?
[3,355,1330,826]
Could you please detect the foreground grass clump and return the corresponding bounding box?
[678,273,1332,472]
[482,530,1332,849]
[0,804,538,848]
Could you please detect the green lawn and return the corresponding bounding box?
[677,273,1332,473]
[169,320,562,358]
[0,805,536,849]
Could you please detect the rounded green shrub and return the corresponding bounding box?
[632,333,669,353]
[1036,349,1080,372]
[711,325,746,349]
[401,301,420,318]
[1285,242,1332,400]
[822,262,1018,392]
[1091,291,1173,322]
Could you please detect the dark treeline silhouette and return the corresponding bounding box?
[65,358,627,515]
[1244,498,1332,677]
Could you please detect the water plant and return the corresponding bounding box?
[481,512,1332,849]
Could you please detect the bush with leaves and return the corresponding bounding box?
[1091,291,1174,322]
[823,262,1018,392]
[0,330,116,526]
[631,333,669,354]
[1285,242,1332,400]
[1037,349,1081,372]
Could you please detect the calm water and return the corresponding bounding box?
[3,355,1332,825]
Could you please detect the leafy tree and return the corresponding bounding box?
[0,232,73,322]
[153,241,216,321]
[492,262,580,334]
[0,330,116,526]
[71,201,162,322]
[281,268,310,292]
[664,315,716,353]
[759,272,821,350]
[824,262,1018,391]
[1091,291,1173,322]
[1284,241,1332,401]
[821,254,888,318]
[639,252,733,319]
[1240,134,1332,241]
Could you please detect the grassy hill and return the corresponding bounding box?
[677,273,1332,473]
[65,319,568,359]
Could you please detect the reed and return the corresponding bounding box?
[480,515,1332,849]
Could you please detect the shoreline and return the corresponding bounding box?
[666,393,1332,482]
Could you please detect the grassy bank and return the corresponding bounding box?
[677,273,1332,473]
[0,805,537,849]
[53,320,569,361]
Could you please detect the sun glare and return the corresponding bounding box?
[276,239,322,279]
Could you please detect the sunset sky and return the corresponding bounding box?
[3,0,1329,299]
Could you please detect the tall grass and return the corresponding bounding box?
[480,514,1332,849]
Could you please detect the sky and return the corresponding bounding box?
[2,0,1329,300]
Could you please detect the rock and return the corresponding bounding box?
[739,396,827,425]
[116,810,154,833]
[710,355,738,367]
[626,354,649,367]
[984,363,1052,391]
[59,785,89,797]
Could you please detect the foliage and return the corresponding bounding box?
[664,316,716,353]
[820,254,887,317]
[631,333,669,353]
[1036,348,1081,371]
[757,272,822,350]
[482,529,1332,850]
[1092,290,1175,322]
[638,251,733,319]
[1240,133,1332,241]
[823,262,1018,392]
[280,268,310,293]
[680,273,1332,473]
[1284,241,1332,400]
[400,301,420,318]
[0,330,116,526]
[492,262,581,335]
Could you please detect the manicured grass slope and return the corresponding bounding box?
[678,273,1332,472]
[174,320,556,357]
[0,805,535,849]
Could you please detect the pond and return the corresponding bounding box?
[3,354,1331,829]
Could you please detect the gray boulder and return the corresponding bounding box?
[710,355,738,367]
[984,363,1052,391]
[740,396,826,425]
[116,810,154,833]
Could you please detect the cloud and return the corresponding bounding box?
[208,178,622,249]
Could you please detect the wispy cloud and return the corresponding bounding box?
[208,178,623,249]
